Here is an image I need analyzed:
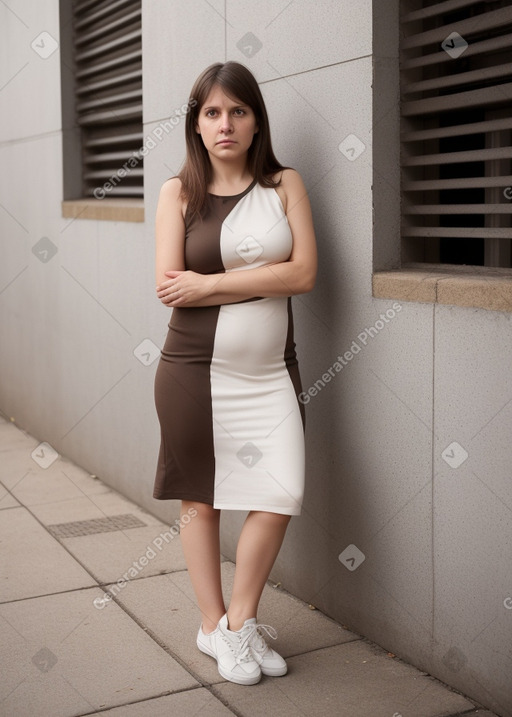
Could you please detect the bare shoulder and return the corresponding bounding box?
[159,176,182,201]
[277,167,304,187]
[273,169,307,214]
[158,176,186,220]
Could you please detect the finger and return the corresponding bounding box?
[157,282,178,296]
[168,289,181,304]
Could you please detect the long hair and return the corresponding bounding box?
[178,61,286,220]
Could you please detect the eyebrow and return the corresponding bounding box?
[203,103,249,111]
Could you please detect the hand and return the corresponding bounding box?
[156,270,220,307]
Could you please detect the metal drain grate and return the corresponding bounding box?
[47,513,147,538]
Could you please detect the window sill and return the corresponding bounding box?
[373,263,512,313]
[62,198,144,223]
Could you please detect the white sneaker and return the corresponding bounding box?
[205,614,262,685]
[244,618,288,676]
[196,623,218,658]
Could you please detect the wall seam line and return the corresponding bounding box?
[259,55,374,85]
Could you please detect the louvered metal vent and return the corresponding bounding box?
[73,0,143,199]
[400,0,512,266]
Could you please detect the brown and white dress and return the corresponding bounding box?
[153,178,305,515]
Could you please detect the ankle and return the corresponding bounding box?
[202,615,223,634]
[226,611,256,632]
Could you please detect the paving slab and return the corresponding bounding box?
[3,459,111,506]
[111,561,359,686]
[29,480,160,525]
[213,640,476,717]
[0,427,113,507]
[107,570,226,686]
[0,482,20,509]
[3,460,187,584]
[0,419,38,452]
[29,493,135,527]
[56,524,188,584]
[0,507,96,602]
[87,688,235,716]
[0,451,39,494]
[0,587,198,717]
[0,435,44,490]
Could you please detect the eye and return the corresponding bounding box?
[205,109,217,117]
[233,108,246,116]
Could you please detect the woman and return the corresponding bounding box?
[153,61,317,686]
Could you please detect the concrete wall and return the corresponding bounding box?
[0,1,511,714]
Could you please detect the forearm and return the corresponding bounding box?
[185,293,260,307]
[157,258,315,309]
[206,261,315,300]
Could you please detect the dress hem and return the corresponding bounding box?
[213,501,301,516]
[152,492,301,516]
[152,492,213,504]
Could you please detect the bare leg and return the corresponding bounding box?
[180,501,225,633]
[227,511,291,631]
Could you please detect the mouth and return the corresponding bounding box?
[216,139,236,145]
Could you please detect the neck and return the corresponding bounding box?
[207,154,252,188]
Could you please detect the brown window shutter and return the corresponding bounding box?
[400,0,512,267]
[73,0,143,198]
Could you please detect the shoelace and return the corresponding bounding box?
[222,622,278,664]
[241,623,278,658]
[220,632,253,664]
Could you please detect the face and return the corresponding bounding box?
[195,84,259,162]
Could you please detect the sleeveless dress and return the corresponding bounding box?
[152,178,305,516]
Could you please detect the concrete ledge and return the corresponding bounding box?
[62,198,145,223]
[373,263,512,312]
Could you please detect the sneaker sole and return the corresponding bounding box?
[217,663,261,685]
[198,639,261,685]
[197,640,216,659]
[261,664,287,676]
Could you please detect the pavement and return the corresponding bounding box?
[0,415,500,717]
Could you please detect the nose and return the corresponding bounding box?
[219,112,233,133]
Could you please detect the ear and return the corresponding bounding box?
[195,121,201,134]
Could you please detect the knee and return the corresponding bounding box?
[250,510,291,527]
[181,500,219,522]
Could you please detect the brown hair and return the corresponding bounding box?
[178,61,286,220]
